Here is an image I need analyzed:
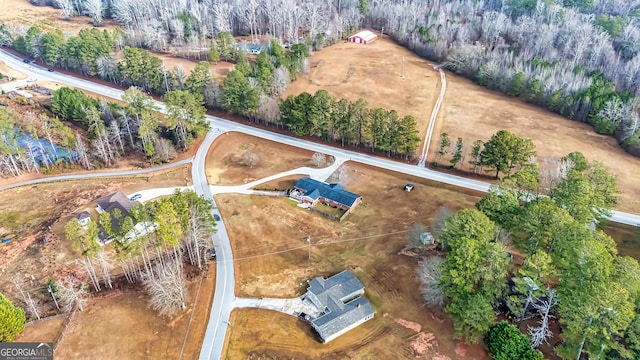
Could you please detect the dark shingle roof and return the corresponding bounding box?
[75,211,91,221]
[308,270,365,304]
[312,297,375,341]
[307,271,375,342]
[96,191,137,216]
[293,178,361,207]
[95,191,138,243]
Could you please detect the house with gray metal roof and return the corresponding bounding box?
[305,270,375,343]
[290,177,362,213]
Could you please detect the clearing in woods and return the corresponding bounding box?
[205,132,319,185]
[433,73,640,213]
[286,36,640,213]
[284,36,441,155]
[0,0,119,33]
[217,162,487,359]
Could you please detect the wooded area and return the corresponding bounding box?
[62,190,216,316]
[417,139,639,359]
[9,0,639,156]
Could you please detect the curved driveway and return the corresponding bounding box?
[1,49,639,360]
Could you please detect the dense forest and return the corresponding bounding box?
[9,0,640,157]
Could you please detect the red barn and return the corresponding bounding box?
[347,30,378,44]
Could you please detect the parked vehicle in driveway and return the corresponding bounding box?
[210,248,217,260]
[130,193,142,201]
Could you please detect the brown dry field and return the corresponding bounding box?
[153,52,235,80]
[0,0,119,33]
[0,165,191,296]
[205,132,317,185]
[20,268,215,360]
[434,73,640,212]
[217,162,486,359]
[0,59,27,80]
[17,315,67,343]
[284,36,440,151]
[285,37,640,213]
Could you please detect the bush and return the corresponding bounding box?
[0,292,26,341]
[592,117,616,135]
[484,321,543,360]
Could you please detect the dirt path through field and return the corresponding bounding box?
[420,67,447,166]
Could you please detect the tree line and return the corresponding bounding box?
[23,0,640,158]
[414,135,639,358]
[434,130,536,180]
[279,91,420,157]
[62,190,216,316]
[50,86,208,168]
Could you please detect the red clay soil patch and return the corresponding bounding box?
[396,318,422,333]
[205,132,317,185]
[285,36,440,156]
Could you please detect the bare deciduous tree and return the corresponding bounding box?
[528,289,558,348]
[144,256,187,317]
[431,207,454,238]
[311,152,326,167]
[241,151,260,168]
[95,248,113,289]
[57,277,88,312]
[12,275,41,320]
[56,0,75,19]
[417,256,445,308]
[84,0,104,26]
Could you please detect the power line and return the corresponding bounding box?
[220,228,413,263]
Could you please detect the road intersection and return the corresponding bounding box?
[0,49,639,360]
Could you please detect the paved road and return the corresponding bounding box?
[0,158,192,191]
[2,48,640,360]
[192,131,235,360]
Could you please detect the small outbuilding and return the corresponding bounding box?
[348,30,378,44]
[75,211,92,227]
[404,184,414,192]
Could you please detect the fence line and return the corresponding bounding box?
[25,312,71,327]
[54,311,75,350]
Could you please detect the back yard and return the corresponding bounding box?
[217,162,486,359]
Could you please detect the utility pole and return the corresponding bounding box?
[306,236,311,260]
